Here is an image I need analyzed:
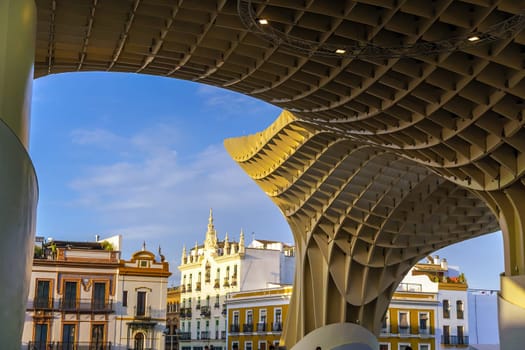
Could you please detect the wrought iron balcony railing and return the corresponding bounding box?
[200,331,210,340]
[26,341,112,349]
[230,324,240,333]
[256,323,267,332]
[178,332,191,341]
[442,335,469,345]
[200,305,211,317]
[133,305,152,319]
[30,298,114,313]
[272,322,282,332]
[243,323,254,333]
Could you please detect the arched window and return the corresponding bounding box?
[134,332,145,350]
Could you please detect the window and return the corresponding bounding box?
[34,323,48,350]
[91,324,105,347]
[93,282,106,310]
[419,345,430,350]
[62,324,76,350]
[244,310,254,332]
[258,309,267,331]
[419,312,429,335]
[398,344,411,350]
[443,299,450,318]
[379,344,390,350]
[457,300,464,319]
[259,341,267,350]
[136,291,146,316]
[443,325,450,344]
[398,311,410,335]
[245,341,253,350]
[63,281,77,309]
[274,308,282,331]
[381,310,390,334]
[35,280,51,309]
[457,325,465,344]
[123,290,128,307]
[232,341,239,350]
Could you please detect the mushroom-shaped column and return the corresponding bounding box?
[225,111,499,348]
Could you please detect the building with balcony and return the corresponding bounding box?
[225,286,292,350]
[22,236,171,350]
[379,255,469,350]
[166,286,182,350]
[178,210,295,350]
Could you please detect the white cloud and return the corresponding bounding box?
[67,125,292,278]
[197,85,277,118]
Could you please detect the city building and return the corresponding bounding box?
[22,235,170,350]
[226,285,292,350]
[379,255,469,350]
[166,286,182,350]
[178,210,295,350]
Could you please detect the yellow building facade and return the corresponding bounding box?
[226,286,292,350]
[379,290,438,350]
[166,286,181,350]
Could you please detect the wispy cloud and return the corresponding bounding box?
[197,85,277,119]
[67,125,292,284]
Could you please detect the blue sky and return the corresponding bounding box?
[30,72,504,289]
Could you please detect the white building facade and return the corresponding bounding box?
[22,236,170,350]
[178,210,295,350]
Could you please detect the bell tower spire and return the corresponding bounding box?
[205,208,218,251]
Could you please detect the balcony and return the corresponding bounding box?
[230,324,240,333]
[26,341,112,349]
[55,298,114,313]
[272,322,282,332]
[205,272,211,284]
[178,332,191,341]
[243,323,254,333]
[442,335,469,345]
[214,278,220,289]
[200,305,211,318]
[214,302,220,309]
[200,331,210,340]
[181,285,186,293]
[196,303,201,310]
[399,326,410,335]
[256,323,267,332]
[196,281,201,291]
[186,283,192,292]
[180,308,192,318]
[223,277,230,287]
[134,305,152,319]
[27,297,54,311]
[221,331,226,339]
[231,275,237,286]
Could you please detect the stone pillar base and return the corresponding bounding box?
[499,274,525,350]
[290,323,378,350]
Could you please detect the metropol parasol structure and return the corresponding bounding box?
[1,0,524,349]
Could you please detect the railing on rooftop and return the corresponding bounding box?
[396,283,423,292]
